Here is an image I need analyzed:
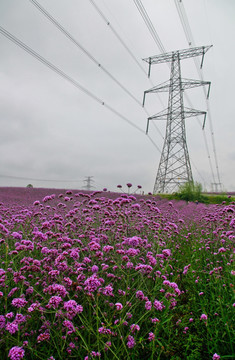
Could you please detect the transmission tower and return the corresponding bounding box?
[143,45,212,193]
[211,182,222,193]
[83,176,95,191]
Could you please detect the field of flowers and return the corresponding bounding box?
[0,187,234,360]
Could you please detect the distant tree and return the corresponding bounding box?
[177,181,202,202]
[26,184,33,188]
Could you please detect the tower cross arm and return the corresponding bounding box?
[143,79,211,106]
[146,107,207,134]
[181,80,211,97]
[183,107,206,118]
[147,107,206,121]
[184,108,207,129]
[143,45,212,78]
[143,45,212,64]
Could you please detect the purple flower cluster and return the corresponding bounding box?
[63,300,83,319]
[0,187,233,358]
[11,297,28,308]
[8,346,25,360]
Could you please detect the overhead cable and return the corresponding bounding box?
[174,0,206,90]
[88,0,165,138]
[133,0,166,54]
[89,0,147,76]
[205,103,222,186]
[174,0,221,188]
[29,0,164,140]
[146,134,161,153]
[0,173,82,182]
[0,25,147,136]
[0,26,163,153]
[190,159,209,189]
[183,94,215,183]
[29,0,143,108]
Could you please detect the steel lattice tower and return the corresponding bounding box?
[143,46,212,194]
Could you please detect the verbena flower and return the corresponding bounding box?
[115,302,123,311]
[162,249,171,257]
[151,318,160,323]
[127,335,135,348]
[12,298,28,308]
[6,322,19,334]
[6,312,14,319]
[136,290,145,300]
[28,302,40,313]
[48,296,63,309]
[63,300,83,319]
[103,284,114,296]
[148,332,155,341]
[145,301,152,310]
[200,314,208,321]
[154,300,164,311]
[98,327,112,335]
[63,320,75,334]
[44,284,68,298]
[84,274,102,293]
[37,332,50,343]
[8,287,18,297]
[15,314,27,324]
[8,346,25,360]
[11,231,22,240]
[91,265,99,273]
[130,324,140,333]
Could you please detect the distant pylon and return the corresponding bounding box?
[211,182,222,193]
[143,46,212,193]
[83,176,95,191]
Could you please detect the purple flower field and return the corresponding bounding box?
[0,187,234,359]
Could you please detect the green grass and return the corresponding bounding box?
[157,181,235,204]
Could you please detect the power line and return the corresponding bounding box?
[0,173,82,182]
[29,0,164,141]
[183,91,216,187]
[201,128,216,184]
[89,0,147,77]
[206,103,222,186]
[132,0,170,126]
[174,0,222,189]
[0,25,146,135]
[94,0,168,112]
[88,0,165,139]
[29,0,143,108]
[174,0,207,94]
[146,134,161,153]
[133,0,166,54]
[190,158,209,189]
[0,25,164,158]
[182,94,216,185]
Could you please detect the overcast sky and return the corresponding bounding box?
[0,0,234,193]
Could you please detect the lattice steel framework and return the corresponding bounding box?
[143,45,212,193]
